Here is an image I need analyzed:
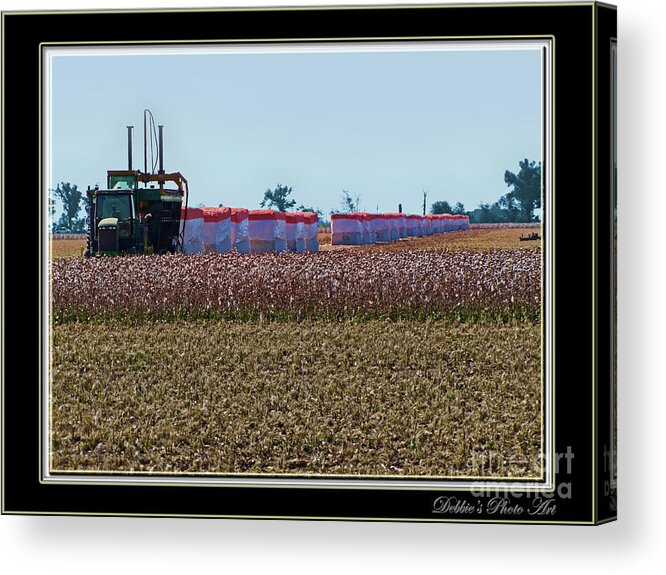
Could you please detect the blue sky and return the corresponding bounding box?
[48,43,543,217]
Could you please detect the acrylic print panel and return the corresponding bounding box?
[45,39,552,490]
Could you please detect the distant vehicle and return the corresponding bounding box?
[519,231,541,241]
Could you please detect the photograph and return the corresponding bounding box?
[45,39,550,483]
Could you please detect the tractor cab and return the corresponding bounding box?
[87,171,142,256]
[93,190,138,255]
[108,171,138,191]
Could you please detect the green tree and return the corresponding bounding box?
[470,196,527,224]
[430,200,453,214]
[53,182,85,232]
[261,184,296,212]
[48,193,57,232]
[451,202,466,215]
[474,202,493,223]
[494,193,521,222]
[340,190,361,213]
[504,159,542,222]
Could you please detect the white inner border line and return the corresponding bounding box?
[42,39,553,491]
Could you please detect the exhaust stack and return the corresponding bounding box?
[143,110,148,175]
[127,125,133,171]
[158,125,164,174]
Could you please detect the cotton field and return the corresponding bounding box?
[51,248,540,321]
[49,226,543,478]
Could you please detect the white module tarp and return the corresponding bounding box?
[202,208,232,253]
[406,216,418,237]
[304,213,320,252]
[361,214,375,244]
[249,210,287,253]
[331,214,364,245]
[285,213,306,253]
[388,216,400,241]
[180,207,204,254]
[231,208,250,254]
[372,216,390,242]
[398,215,407,239]
[423,217,433,236]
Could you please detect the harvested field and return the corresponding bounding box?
[52,248,541,322]
[469,222,541,230]
[51,318,542,478]
[320,227,541,251]
[51,238,87,259]
[386,227,541,251]
[50,227,539,259]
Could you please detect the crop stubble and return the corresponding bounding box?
[51,319,542,478]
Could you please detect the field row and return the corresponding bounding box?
[323,227,542,252]
[51,319,542,477]
[469,222,541,229]
[52,248,541,322]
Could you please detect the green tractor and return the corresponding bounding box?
[85,112,190,257]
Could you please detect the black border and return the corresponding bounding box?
[594,2,618,523]
[2,2,616,523]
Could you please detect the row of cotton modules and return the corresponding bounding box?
[180,207,320,254]
[330,213,470,245]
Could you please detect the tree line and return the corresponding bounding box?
[259,158,542,224]
[431,159,542,223]
[51,182,86,233]
[50,158,541,232]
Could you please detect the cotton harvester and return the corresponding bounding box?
[85,110,189,256]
